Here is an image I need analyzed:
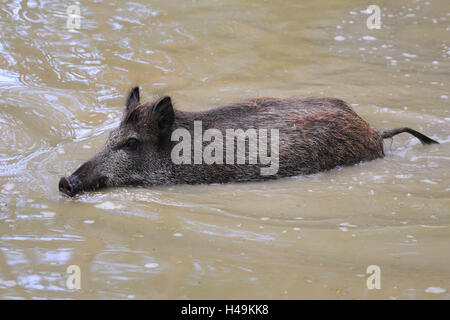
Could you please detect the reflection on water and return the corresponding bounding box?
[0,0,449,299]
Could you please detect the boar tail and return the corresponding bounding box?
[381,127,439,145]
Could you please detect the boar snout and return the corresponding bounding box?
[59,160,108,197]
[59,175,78,197]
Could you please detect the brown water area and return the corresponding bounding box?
[0,0,449,299]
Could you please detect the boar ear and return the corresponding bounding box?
[151,96,175,141]
[126,86,140,110]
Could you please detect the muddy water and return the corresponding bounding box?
[0,0,449,299]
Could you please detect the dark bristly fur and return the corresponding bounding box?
[58,87,439,197]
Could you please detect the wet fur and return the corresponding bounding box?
[163,97,385,183]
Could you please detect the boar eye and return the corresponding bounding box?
[124,137,140,150]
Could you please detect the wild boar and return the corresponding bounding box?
[58,87,438,196]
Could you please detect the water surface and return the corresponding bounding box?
[0,0,449,299]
